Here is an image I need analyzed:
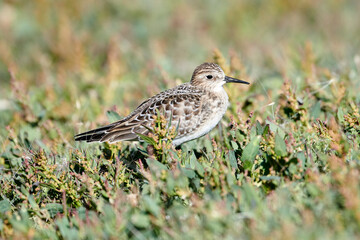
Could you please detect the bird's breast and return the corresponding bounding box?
[172,89,229,146]
[204,88,229,113]
[201,91,229,127]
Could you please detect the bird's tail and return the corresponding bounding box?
[74,125,113,142]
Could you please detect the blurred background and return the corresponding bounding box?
[0,0,359,140]
[2,1,360,238]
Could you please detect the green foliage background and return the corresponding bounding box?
[1,0,360,239]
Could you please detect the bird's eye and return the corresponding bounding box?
[206,75,213,79]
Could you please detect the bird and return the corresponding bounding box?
[74,62,249,146]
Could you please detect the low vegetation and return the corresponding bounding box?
[1,1,360,239]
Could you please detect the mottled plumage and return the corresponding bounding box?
[74,63,249,146]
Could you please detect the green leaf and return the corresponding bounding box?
[142,196,160,217]
[166,177,175,193]
[260,176,281,181]
[28,195,39,211]
[256,120,264,135]
[243,160,253,170]
[131,213,150,228]
[230,140,239,150]
[189,152,196,168]
[146,158,167,171]
[45,203,63,218]
[204,138,213,152]
[337,107,344,123]
[250,127,257,139]
[241,135,261,163]
[182,168,196,179]
[20,125,41,141]
[266,120,285,138]
[195,160,205,177]
[310,101,321,119]
[262,124,270,136]
[274,132,287,157]
[106,110,122,122]
[188,152,205,177]
[228,150,238,168]
[0,199,11,214]
[137,133,157,146]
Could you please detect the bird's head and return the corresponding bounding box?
[190,62,249,91]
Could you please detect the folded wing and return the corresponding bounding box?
[74,84,204,143]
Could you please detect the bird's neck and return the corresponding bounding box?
[204,85,229,103]
[212,84,226,93]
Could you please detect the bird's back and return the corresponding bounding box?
[74,83,208,144]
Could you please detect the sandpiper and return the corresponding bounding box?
[75,63,249,146]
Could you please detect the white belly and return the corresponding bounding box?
[172,90,229,146]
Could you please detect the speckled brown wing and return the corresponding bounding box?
[74,83,205,143]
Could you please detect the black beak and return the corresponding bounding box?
[225,76,250,85]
